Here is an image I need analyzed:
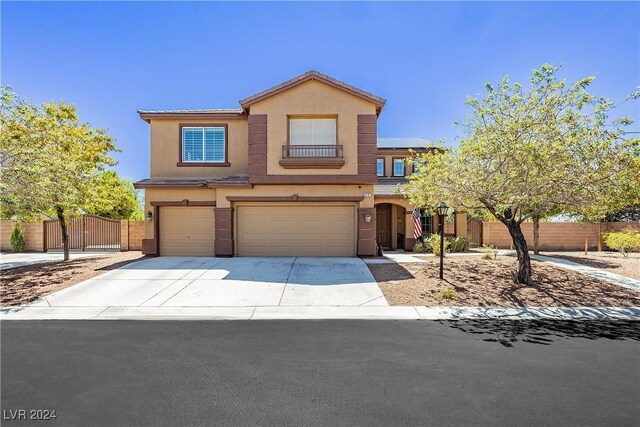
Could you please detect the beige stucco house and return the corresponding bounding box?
[135,71,466,257]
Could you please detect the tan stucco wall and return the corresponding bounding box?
[144,187,216,239]
[249,80,377,176]
[377,153,414,177]
[144,184,374,240]
[149,118,248,179]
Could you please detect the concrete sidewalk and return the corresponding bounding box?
[1,305,638,320]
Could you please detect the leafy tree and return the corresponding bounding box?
[0,87,117,260]
[403,64,639,284]
[86,170,143,220]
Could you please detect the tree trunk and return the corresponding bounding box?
[56,206,70,261]
[532,214,541,255]
[584,224,589,256]
[505,220,532,285]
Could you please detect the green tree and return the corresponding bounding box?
[86,170,143,220]
[0,87,117,260]
[402,65,639,284]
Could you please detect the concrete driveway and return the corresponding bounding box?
[40,257,388,307]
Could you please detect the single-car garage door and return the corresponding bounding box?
[160,206,215,256]
[237,205,356,256]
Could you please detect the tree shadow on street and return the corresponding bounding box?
[441,319,640,347]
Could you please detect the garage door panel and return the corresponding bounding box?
[160,207,215,256]
[237,205,356,257]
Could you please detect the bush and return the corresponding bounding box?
[413,239,430,253]
[480,244,498,260]
[604,229,640,257]
[449,236,471,253]
[436,288,458,300]
[10,222,26,253]
[426,233,450,256]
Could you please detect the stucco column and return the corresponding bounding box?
[455,210,468,238]
[404,210,416,251]
[214,208,234,257]
[357,208,376,257]
[120,220,129,251]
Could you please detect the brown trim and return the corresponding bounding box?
[248,174,377,185]
[214,207,234,257]
[205,182,253,189]
[134,182,207,189]
[178,123,230,167]
[239,71,386,112]
[279,158,345,169]
[150,200,216,207]
[226,195,364,203]
[376,157,385,177]
[357,207,377,256]
[376,148,436,156]
[374,194,406,199]
[392,157,406,177]
[248,115,268,180]
[154,205,159,255]
[177,162,230,167]
[139,112,246,123]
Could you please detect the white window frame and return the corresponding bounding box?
[181,126,226,163]
[376,158,385,177]
[393,158,405,177]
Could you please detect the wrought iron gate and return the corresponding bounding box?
[44,215,121,252]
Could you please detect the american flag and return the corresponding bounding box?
[412,207,422,240]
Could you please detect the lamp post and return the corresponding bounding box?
[437,202,449,280]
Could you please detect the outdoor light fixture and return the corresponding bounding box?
[146,211,153,223]
[437,202,449,280]
[364,212,372,223]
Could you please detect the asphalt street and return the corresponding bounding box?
[2,320,639,426]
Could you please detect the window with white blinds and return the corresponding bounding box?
[289,118,336,145]
[182,127,225,163]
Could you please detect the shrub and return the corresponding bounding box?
[449,236,471,253]
[604,229,640,258]
[480,244,498,260]
[10,222,26,253]
[426,233,450,256]
[413,239,429,253]
[436,288,458,300]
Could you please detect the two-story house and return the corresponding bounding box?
[135,71,466,257]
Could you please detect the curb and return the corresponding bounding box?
[1,306,638,321]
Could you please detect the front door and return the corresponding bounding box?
[376,204,392,248]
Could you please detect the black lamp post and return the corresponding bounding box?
[437,202,449,280]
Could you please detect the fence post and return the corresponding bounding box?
[120,220,129,251]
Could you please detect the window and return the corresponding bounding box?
[289,118,337,157]
[182,126,226,163]
[377,158,385,177]
[413,158,423,174]
[393,158,405,176]
[420,210,433,236]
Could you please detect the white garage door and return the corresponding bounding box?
[237,205,356,256]
[160,206,215,256]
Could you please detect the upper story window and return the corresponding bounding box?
[377,158,385,177]
[287,118,338,157]
[181,126,226,163]
[393,158,405,176]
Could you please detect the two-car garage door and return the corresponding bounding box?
[237,205,356,256]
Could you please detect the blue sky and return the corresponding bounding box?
[2,1,639,183]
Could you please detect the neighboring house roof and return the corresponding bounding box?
[377,138,433,149]
[374,177,408,197]
[239,70,386,113]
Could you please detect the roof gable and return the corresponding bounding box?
[239,71,386,113]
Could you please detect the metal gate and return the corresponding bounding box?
[467,219,483,246]
[44,215,121,252]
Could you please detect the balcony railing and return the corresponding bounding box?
[282,144,343,158]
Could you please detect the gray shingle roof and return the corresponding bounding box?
[377,138,433,149]
[137,108,244,114]
[374,178,408,196]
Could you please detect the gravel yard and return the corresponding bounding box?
[369,257,640,307]
[0,251,146,306]
[541,251,640,280]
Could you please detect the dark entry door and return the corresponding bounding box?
[376,204,392,248]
